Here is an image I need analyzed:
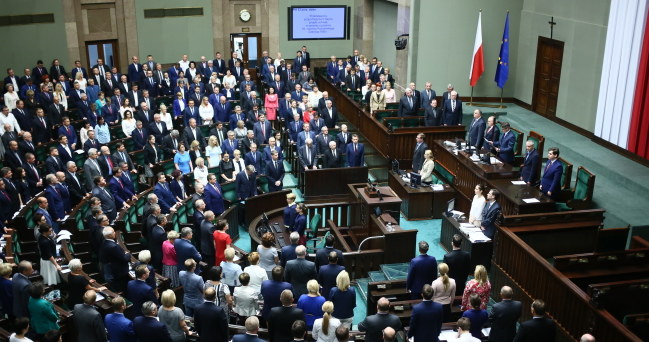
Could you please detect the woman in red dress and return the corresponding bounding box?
[461,264,491,310]
[213,219,232,266]
[264,86,279,128]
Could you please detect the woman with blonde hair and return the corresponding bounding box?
[382,82,396,103]
[312,301,341,342]
[205,135,222,168]
[199,96,214,125]
[3,84,19,110]
[297,279,326,329]
[461,265,491,311]
[328,270,356,328]
[74,71,87,90]
[158,289,193,341]
[159,104,174,129]
[193,157,208,186]
[419,150,435,185]
[243,252,268,292]
[432,262,456,321]
[53,83,68,110]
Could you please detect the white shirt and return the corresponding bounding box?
[450,333,481,342]
[233,285,260,317]
[179,60,190,71]
[193,166,209,186]
[242,264,268,293]
[470,195,486,223]
[0,112,21,132]
[199,103,214,123]
[312,316,341,342]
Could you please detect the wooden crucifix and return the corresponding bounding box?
[548,16,557,39]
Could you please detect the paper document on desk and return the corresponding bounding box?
[523,198,540,203]
[490,157,501,164]
[439,330,458,341]
[511,180,526,185]
[432,184,444,191]
[444,140,456,147]
[460,223,476,228]
[451,210,464,216]
[468,231,491,242]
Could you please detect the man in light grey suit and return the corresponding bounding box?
[74,290,108,342]
[284,245,317,297]
[84,148,103,192]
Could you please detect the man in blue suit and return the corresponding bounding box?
[540,147,563,201]
[109,168,135,209]
[280,232,299,267]
[194,287,229,342]
[263,137,284,162]
[442,91,463,125]
[44,175,65,229]
[154,173,178,214]
[126,265,158,317]
[260,266,294,320]
[232,316,265,342]
[468,109,486,149]
[244,143,264,173]
[236,165,258,201]
[229,106,246,129]
[287,114,303,143]
[408,284,443,342]
[345,134,365,167]
[266,151,285,192]
[406,241,438,299]
[491,122,515,164]
[101,227,132,293]
[520,141,541,185]
[174,227,202,272]
[133,301,172,342]
[104,296,136,342]
[297,123,316,148]
[70,60,88,80]
[127,56,143,85]
[130,121,148,150]
[480,189,502,239]
[205,174,225,215]
[58,117,78,149]
[183,99,202,126]
[213,95,231,123]
[317,252,345,299]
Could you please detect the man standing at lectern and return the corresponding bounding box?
[412,133,428,173]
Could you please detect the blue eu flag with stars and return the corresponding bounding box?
[495,12,510,88]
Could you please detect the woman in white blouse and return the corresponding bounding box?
[242,252,268,293]
[308,86,323,108]
[193,157,209,186]
[222,70,237,89]
[205,136,222,168]
[74,72,87,91]
[232,273,260,320]
[53,83,68,110]
[232,150,245,177]
[119,98,135,120]
[121,110,136,137]
[312,301,341,342]
[3,85,19,110]
[419,150,435,184]
[274,52,284,68]
[158,104,174,130]
[469,184,486,226]
[382,82,396,103]
[199,97,214,125]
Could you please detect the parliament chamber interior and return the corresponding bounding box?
[0,0,648,341]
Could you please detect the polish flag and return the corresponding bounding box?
[470,11,485,87]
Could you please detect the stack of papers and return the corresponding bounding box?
[439,330,459,341]
[523,198,540,203]
[458,224,491,242]
[470,154,481,162]
[511,180,526,185]
[431,184,444,191]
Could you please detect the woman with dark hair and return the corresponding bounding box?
[169,170,186,202]
[144,134,162,184]
[9,317,32,342]
[213,219,231,266]
[14,167,31,205]
[219,153,235,183]
[204,266,232,310]
[174,142,192,174]
[27,283,59,337]
[38,224,61,286]
[257,232,279,279]
[293,203,308,245]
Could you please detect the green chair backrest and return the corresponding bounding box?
[386,103,399,110]
[308,213,322,236]
[221,181,238,202]
[404,117,420,128]
[199,125,211,140]
[574,167,594,201]
[511,129,521,156]
[257,175,269,193]
[375,111,393,122]
[434,162,455,185]
[384,118,402,129]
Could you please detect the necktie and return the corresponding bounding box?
[333,150,336,158]
[545,160,552,172]
[354,144,357,152]
[306,148,311,163]
[1,191,9,201]
[121,152,126,162]
[452,100,456,111]
[408,97,412,108]
[274,161,277,169]
[56,66,60,73]
[262,124,265,137]
[252,153,256,162]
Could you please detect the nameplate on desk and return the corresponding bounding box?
[522,198,540,203]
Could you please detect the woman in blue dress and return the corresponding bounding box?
[174,142,192,174]
[293,203,307,245]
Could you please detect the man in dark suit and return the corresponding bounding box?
[109,168,135,210]
[491,122,515,164]
[314,126,332,155]
[424,99,443,126]
[4,140,24,171]
[236,165,257,200]
[539,147,563,201]
[127,83,143,110]
[44,174,65,224]
[344,68,361,92]
[205,174,225,215]
[104,296,137,342]
[420,82,437,110]
[65,162,85,207]
[131,121,148,150]
[412,133,428,172]
[359,297,403,342]
[284,245,317,297]
[398,88,419,117]
[442,91,463,125]
[174,227,202,272]
[481,189,502,239]
[298,139,317,171]
[33,107,53,143]
[489,286,523,342]
[406,241,438,299]
[83,130,101,154]
[468,109,487,149]
[253,114,272,145]
[314,234,344,270]
[280,232,300,268]
[126,265,158,317]
[98,146,117,179]
[184,118,205,148]
[408,284,443,342]
[101,227,132,292]
[46,147,65,175]
[133,301,171,342]
[513,299,556,342]
[319,100,339,129]
[161,130,181,158]
[322,141,343,169]
[266,151,285,192]
[194,287,229,342]
[149,216,167,271]
[24,153,43,195]
[127,56,143,85]
[154,173,178,214]
[74,290,108,342]
[12,261,32,318]
[317,252,345,298]
[148,114,169,144]
[346,134,365,167]
[92,175,118,222]
[199,211,217,265]
[267,290,305,342]
[260,267,294,321]
[213,96,231,124]
[232,317,265,342]
[443,234,472,296]
[520,141,540,185]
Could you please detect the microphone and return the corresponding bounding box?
[377,189,383,201]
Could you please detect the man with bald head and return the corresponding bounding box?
[267,289,305,342]
[443,90,463,125]
[359,297,403,342]
[489,286,522,342]
[398,88,418,117]
[580,334,596,342]
[322,141,342,168]
[284,245,316,297]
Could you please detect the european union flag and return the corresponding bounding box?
[495,12,510,88]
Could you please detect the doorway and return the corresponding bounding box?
[230,33,262,69]
[532,37,564,117]
[86,40,120,70]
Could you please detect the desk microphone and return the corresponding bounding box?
[377,189,383,201]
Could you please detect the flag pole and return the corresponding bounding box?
[469,87,474,106]
[499,87,504,108]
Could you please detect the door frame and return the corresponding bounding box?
[229,33,262,69]
[85,39,120,70]
[532,36,564,117]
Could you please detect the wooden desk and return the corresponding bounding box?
[348,183,402,232]
[303,166,368,200]
[440,213,493,270]
[388,170,454,220]
[489,179,554,215]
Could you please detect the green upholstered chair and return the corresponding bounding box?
[557,157,574,201]
[510,127,524,158]
[386,103,399,110]
[306,213,322,252]
[384,118,402,129]
[403,117,421,128]
[257,175,269,193]
[433,162,456,185]
[375,111,393,122]
[555,166,595,211]
[221,181,238,203]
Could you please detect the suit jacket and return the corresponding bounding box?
[468,116,487,149]
[481,201,502,239]
[83,159,103,192]
[253,121,272,145]
[408,300,443,342]
[540,160,563,200]
[24,162,43,195]
[314,133,332,155]
[309,118,325,133]
[74,303,108,342]
[135,109,154,125]
[406,254,438,294]
[109,176,134,208]
[131,127,148,150]
[93,185,117,221]
[32,115,53,144]
[513,317,556,342]
[322,149,343,169]
[194,301,229,342]
[65,171,85,206]
[160,135,180,158]
[183,106,202,126]
[3,149,23,171]
[199,220,216,257]
[424,107,442,126]
[213,101,232,123]
[319,107,339,129]
[520,149,540,184]
[296,130,315,148]
[174,238,202,271]
[83,138,101,154]
[398,95,419,117]
[494,130,516,164]
[489,299,523,342]
[98,154,117,179]
[317,264,344,299]
[133,316,171,342]
[148,121,169,142]
[44,185,65,220]
[442,99,463,125]
[484,125,500,145]
[104,313,136,342]
[412,142,429,172]
[232,334,266,342]
[154,182,176,214]
[265,159,285,192]
[420,89,437,110]
[204,183,225,215]
[12,273,31,318]
[183,126,205,148]
[438,250,467,295]
[359,312,403,342]
[101,239,131,280]
[260,280,294,319]
[284,258,316,297]
[346,143,364,167]
[298,145,316,170]
[236,171,257,200]
[267,306,305,342]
